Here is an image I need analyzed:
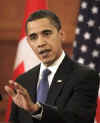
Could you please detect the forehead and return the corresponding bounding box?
[27,18,56,35]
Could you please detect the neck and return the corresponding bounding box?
[44,50,65,67]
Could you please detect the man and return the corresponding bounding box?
[5,10,99,123]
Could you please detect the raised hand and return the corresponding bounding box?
[5,80,38,112]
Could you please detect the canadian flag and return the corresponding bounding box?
[5,0,47,121]
[95,94,100,123]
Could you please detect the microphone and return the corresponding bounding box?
[0,94,2,101]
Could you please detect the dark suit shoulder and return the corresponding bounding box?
[74,61,99,77]
[16,64,40,85]
[57,55,99,81]
[70,60,100,88]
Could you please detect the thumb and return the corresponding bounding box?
[4,85,16,98]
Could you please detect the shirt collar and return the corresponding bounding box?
[40,51,65,76]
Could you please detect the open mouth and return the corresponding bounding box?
[39,49,51,57]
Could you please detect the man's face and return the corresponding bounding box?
[27,18,64,66]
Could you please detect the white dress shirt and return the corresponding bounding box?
[38,51,65,87]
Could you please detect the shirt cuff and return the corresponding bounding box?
[31,102,43,120]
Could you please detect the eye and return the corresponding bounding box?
[42,30,52,36]
[29,33,38,40]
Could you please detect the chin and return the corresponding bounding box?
[43,59,55,66]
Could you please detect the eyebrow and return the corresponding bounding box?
[28,29,52,37]
[42,29,52,33]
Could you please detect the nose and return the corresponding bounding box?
[37,36,47,48]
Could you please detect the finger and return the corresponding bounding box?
[9,80,24,93]
[4,85,16,98]
[17,89,24,95]
[9,80,25,91]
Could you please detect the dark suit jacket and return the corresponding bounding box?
[9,56,99,123]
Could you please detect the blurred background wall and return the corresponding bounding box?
[0,0,80,121]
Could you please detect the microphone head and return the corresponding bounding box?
[0,94,2,101]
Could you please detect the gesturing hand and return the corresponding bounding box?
[5,80,38,112]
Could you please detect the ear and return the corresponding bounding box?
[59,30,66,43]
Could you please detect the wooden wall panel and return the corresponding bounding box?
[0,0,26,94]
[0,42,17,93]
[0,0,26,121]
[0,0,26,40]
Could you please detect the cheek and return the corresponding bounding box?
[28,41,38,54]
[28,41,35,48]
[31,47,38,54]
[50,38,62,50]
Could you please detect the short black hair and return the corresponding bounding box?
[25,9,61,34]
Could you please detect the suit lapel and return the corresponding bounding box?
[46,56,74,105]
[28,66,40,103]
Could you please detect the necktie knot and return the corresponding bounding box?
[42,69,51,78]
